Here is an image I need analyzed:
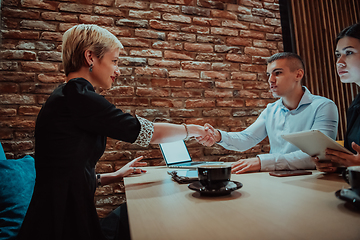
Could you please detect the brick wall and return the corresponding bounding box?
[0,0,282,216]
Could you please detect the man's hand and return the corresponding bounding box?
[196,123,221,147]
[231,157,261,174]
[312,157,338,173]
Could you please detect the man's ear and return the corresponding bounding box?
[84,49,93,67]
[296,69,304,82]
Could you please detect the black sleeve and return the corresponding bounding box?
[63,78,141,143]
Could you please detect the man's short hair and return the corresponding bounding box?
[267,52,306,83]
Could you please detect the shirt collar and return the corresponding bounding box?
[279,86,313,111]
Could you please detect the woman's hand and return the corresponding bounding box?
[116,156,148,178]
[312,157,338,173]
[325,142,360,167]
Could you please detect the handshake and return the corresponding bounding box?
[195,123,222,147]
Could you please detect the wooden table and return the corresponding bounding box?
[124,167,360,240]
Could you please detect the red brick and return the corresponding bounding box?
[211,27,238,36]
[150,98,182,107]
[0,83,18,93]
[129,10,161,19]
[201,71,229,80]
[181,61,211,70]
[195,53,224,61]
[185,99,215,108]
[101,27,132,37]
[0,72,35,82]
[130,49,162,58]
[243,81,269,90]
[21,62,58,72]
[94,6,126,17]
[20,20,57,31]
[170,109,201,117]
[226,37,252,46]
[134,67,167,77]
[1,50,36,60]
[136,87,169,97]
[192,17,221,26]
[237,14,263,24]
[250,23,274,33]
[167,32,196,42]
[21,0,57,10]
[240,30,265,39]
[227,4,251,14]
[0,62,18,71]
[169,70,199,79]
[20,83,57,94]
[150,20,181,31]
[184,80,213,88]
[264,18,281,27]
[240,64,267,73]
[202,109,231,117]
[135,29,165,40]
[18,106,41,116]
[113,97,149,107]
[148,59,180,68]
[226,54,252,63]
[231,72,257,80]
[151,78,182,88]
[211,9,237,20]
[38,73,66,83]
[58,23,78,32]
[252,8,275,18]
[222,20,249,29]
[116,19,148,28]
[244,47,271,56]
[41,12,78,22]
[119,38,150,47]
[150,3,180,13]
[58,3,93,14]
[171,89,203,98]
[216,99,244,107]
[266,33,282,41]
[215,80,242,89]
[264,2,279,11]
[1,30,39,40]
[253,39,277,49]
[181,25,210,34]
[212,62,239,71]
[38,51,62,62]
[246,99,273,107]
[184,43,213,52]
[218,118,246,128]
[163,13,191,23]
[2,7,40,19]
[152,41,182,50]
[40,32,63,41]
[235,90,259,98]
[164,51,194,60]
[79,15,114,26]
[118,57,147,67]
[182,6,210,17]
[116,0,149,9]
[0,94,36,104]
[197,0,225,10]
[204,89,233,98]
[252,56,268,64]
[135,109,168,118]
[103,86,135,96]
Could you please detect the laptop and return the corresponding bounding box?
[159,140,223,169]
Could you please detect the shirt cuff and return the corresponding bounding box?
[133,116,154,147]
[257,154,276,171]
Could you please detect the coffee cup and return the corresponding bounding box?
[198,164,231,190]
[343,166,360,189]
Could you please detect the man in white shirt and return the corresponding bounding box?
[197,52,339,174]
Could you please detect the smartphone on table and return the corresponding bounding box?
[269,170,312,177]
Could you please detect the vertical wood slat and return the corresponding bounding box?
[290,0,360,140]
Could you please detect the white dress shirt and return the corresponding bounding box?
[217,87,339,171]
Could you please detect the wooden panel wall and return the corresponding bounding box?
[290,0,360,140]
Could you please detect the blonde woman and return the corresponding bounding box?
[18,24,208,240]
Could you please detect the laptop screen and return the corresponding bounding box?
[159,140,192,165]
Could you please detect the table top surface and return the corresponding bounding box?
[124,167,360,240]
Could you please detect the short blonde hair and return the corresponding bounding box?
[62,24,123,76]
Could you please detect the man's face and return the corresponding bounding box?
[266,59,302,98]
